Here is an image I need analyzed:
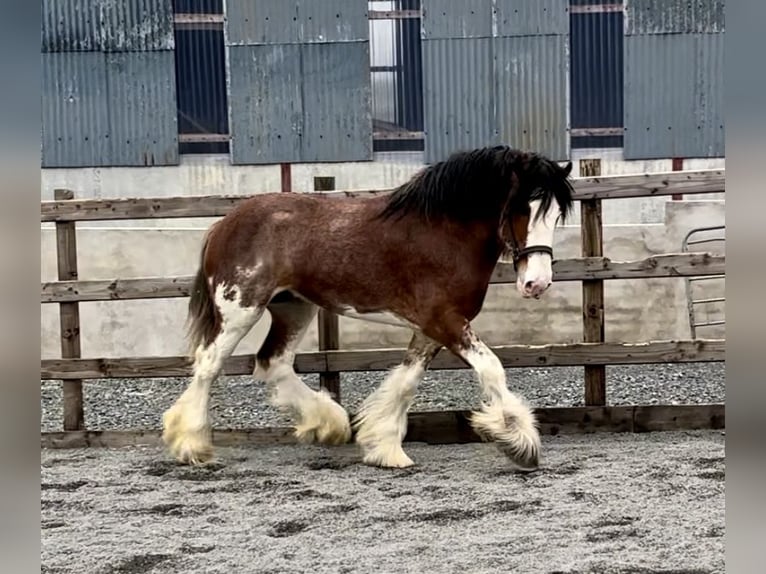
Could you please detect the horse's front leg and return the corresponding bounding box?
[353,331,442,468]
[432,319,541,471]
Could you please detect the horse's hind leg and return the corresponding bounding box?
[256,297,352,446]
[163,285,263,465]
[353,331,442,468]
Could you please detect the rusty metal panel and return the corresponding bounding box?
[422,0,493,39]
[624,33,724,159]
[42,51,178,167]
[42,52,110,166]
[496,35,569,161]
[422,38,495,162]
[225,0,372,163]
[227,45,303,164]
[226,0,367,45]
[422,0,570,162]
[495,0,569,37]
[300,43,372,161]
[99,0,174,51]
[104,51,179,166]
[228,43,372,164]
[42,0,102,52]
[625,0,725,35]
[41,0,178,166]
[42,0,174,52]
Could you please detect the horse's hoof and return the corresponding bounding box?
[495,441,539,472]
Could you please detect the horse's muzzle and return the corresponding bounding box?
[520,280,551,299]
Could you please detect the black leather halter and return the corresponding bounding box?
[508,243,554,271]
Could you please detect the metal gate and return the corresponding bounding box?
[682,225,725,339]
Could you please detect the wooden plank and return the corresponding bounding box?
[41,352,324,379]
[41,253,726,303]
[317,309,341,399]
[582,198,606,406]
[41,339,725,380]
[173,14,224,24]
[570,4,623,14]
[42,276,194,302]
[178,133,229,143]
[633,404,725,432]
[405,411,483,444]
[41,427,296,449]
[571,169,725,201]
[535,406,634,435]
[326,339,725,372]
[40,170,725,221]
[406,407,635,443]
[41,195,249,222]
[671,157,684,200]
[372,130,425,140]
[570,127,623,137]
[368,9,421,20]
[40,404,725,449]
[281,163,292,194]
[491,253,725,285]
[54,189,84,431]
[314,175,342,401]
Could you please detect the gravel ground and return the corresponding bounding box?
[41,431,725,574]
[41,363,725,432]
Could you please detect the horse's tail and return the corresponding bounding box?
[186,228,219,357]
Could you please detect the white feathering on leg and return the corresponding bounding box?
[470,399,540,470]
[353,363,424,468]
[264,360,351,446]
[461,333,541,470]
[163,285,262,465]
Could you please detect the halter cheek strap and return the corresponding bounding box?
[499,196,555,271]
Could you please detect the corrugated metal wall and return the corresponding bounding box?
[41,0,179,167]
[422,0,569,163]
[40,0,726,169]
[623,0,725,159]
[225,0,373,164]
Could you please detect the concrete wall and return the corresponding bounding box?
[41,150,725,360]
[41,149,725,227]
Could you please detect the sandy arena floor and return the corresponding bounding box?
[41,430,725,574]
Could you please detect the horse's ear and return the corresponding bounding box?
[563,161,573,177]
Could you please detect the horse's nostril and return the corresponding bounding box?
[524,281,534,291]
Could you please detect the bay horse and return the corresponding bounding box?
[162,145,574,471]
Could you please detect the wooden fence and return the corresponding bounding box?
[40,169,726,448]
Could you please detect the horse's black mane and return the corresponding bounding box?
[378,145,574,224]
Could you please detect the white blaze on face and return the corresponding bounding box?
[517,198,559,298]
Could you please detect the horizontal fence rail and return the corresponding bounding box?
[42,339,724,380]
[41,404,725,450]
[41,170,725,222]
[41,253,726,303]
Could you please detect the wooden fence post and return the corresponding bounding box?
[314,177,341,402]
[54,188,85,430]
[280,163,292,193]
[580,160,606,406]
[671,158,684,200]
